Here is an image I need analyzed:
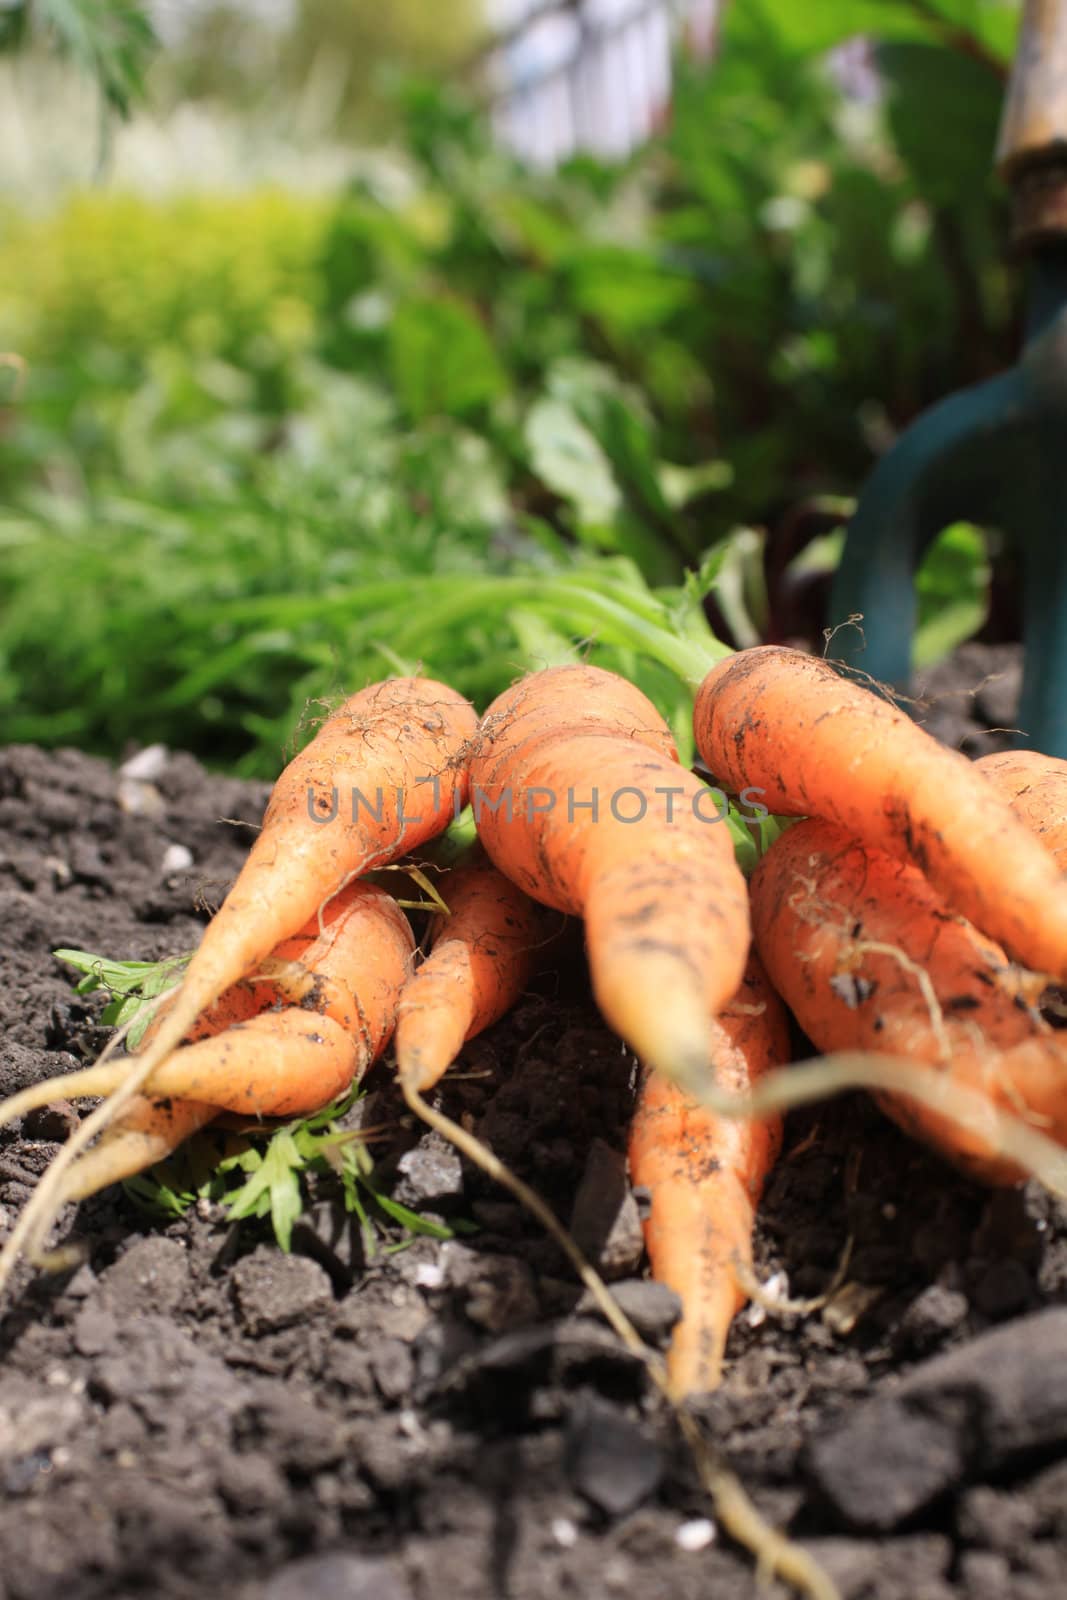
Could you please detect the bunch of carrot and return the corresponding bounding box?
[5,646,1067,1407]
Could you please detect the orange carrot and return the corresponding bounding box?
[67,981,279,1199]
[628,954,786,1395]
[751,815,1067,1182]
[79,679,473,1106]
[10,881,416,1203]
[62,1098,219,1203]
[693,645,1067,980]
[469,666,750,1091]
[975,749,1067,867]
[395,843,557,1091]
[1,679,470,1283]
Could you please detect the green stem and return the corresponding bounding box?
[385,578,723,689]
[212,572,726,695]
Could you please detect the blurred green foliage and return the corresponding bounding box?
[162,0,482,135]
[0,0,156,119]
[0,0,1021,771]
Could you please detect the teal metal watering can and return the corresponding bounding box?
[830,0,1067,757]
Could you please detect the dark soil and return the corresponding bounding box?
[3,643,1067,1600]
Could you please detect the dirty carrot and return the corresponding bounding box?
[0,678,473,1286]
[61,1097,219,1204]
[628,953,786,1396]
[58,980,282,1202]
[693,645,1067,980]
[5,880,416,1238]
[975,749,1067,867]
[470,665,750,1093]
[125,676,475,1083]
[395,842,558,1091]
[750,815,1067,1183]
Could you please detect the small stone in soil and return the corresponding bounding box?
[602,1278,682,1347]
[674,1518,716,1552]
[392,1134,465,1209]
[101,1235,189,1315]
[805,1395,968,1532]
[159,841,194,875]
[807,1307,1067,1531]
[892,1284,969,1355]
[565,1396,663,1516]
[232,1247,334,1335]
[262,1552,413,1600]
[568,1137,645,1280]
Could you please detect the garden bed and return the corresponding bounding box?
[1,645,1065,1600]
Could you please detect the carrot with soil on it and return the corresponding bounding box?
[628,953,786,1396]
[750,815,1067,1184]
[115,675,474,1076]
[20,879,415,1227]
[56,976,286,1202]
[693,645,1067,981]
[975,748,1067,866]
[395,842,560,1092]
[7,875,414,1127]
[468,665,751,1095]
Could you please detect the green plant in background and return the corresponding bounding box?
[0,0,155,119]
[1,0,1019,768]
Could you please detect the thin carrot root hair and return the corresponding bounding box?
[398,1069,839,1600]
[677,1051,1067,1197]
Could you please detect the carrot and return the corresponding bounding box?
[975,749,1067,867]
[6,881,416,1213]
[0,677,474,1286]
[395,843,557,1091]
[469,665,750,1091]
[750,815,1067,1183]
[693,645,1067,980]
[61,1098,220,1204]
[121,676,475,1084]
[476,663,678,768]
[628,954,786,1395]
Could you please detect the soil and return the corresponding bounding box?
[2,642,1066,1600]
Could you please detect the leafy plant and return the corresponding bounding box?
[220,1090,466,1255]
[55,946,190,1047]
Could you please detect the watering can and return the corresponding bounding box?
[829,0,1067,757]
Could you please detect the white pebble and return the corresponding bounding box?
[120,743,169,781]
[117,777,164,817]
[161,843,194,875]
[551,1518,578,1548]
[413,1262,446,1290]
[746,1269,790,1327]
[675,1518,716,1552]
[43,855,72,886]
